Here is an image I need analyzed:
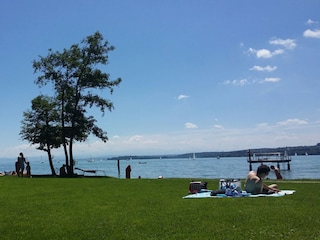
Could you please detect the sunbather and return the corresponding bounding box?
[245,164,279,194]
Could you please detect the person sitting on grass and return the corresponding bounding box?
[245,164,280,194]
[60,164,67,177]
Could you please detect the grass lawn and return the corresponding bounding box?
[0,176,319,240]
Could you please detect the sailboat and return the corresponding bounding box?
[88,155,94,162]
[192,153,196,160]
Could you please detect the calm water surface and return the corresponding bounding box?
[1,155,319,180]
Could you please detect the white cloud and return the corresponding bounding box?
[277,118,308,126]
[306,19,318,25]
[118,135,159,148]
[248,48,284,58]
[128,135,144,142]
[185,122,198,129]
[269,38,296,49]
[272,49,285,56]
[256,122,269,128]
[178,94,189,100]
[2,119,319,158]
[269,38,297,49]
[248,48,256,55]
[224,77,281,86]
[303,29,320,39]
[112,135,120,139]
[262,77,281,83]
[223,79,250,86]
[250,65,277,72]
[0,143,42,159]
[214,124,223,129]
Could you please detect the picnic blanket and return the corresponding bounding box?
[183,190,295,199]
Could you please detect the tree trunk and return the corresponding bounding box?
[47,147,57,176]
[63,141,69,171]
[68,136,75,175]
[61,90,69,172]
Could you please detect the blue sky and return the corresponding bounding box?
[1,0,320,159]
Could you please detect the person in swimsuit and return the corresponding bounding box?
[245,164,280,194]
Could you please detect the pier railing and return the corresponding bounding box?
[247,151,291,171]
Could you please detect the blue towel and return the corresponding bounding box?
[183,190,295,199]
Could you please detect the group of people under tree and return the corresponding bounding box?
[12,153,134,178]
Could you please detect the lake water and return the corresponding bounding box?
[1,155,319,180]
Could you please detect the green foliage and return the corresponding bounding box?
[0,178,319,239]
[23,32,121,174]
[21,95,61,149]
[20,95,61,175]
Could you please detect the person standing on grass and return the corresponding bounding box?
[270,165,283,180]
[17,152,27,177]
[15,160,19,174]
[26,162,31,177]
[125,165,131,179]
[244,164,280,194]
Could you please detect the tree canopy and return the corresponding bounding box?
[20,95,61,175]
[21,32,121,175]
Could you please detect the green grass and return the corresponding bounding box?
[0,177,319,240]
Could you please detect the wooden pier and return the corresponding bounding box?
[247,150,291,171]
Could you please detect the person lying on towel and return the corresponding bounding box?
[245,164,280,194]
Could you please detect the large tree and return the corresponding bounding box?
[31,32,121,175]
[20,95,61,175]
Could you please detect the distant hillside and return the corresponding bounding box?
[108,143,320,160]
[184,144,320,158]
